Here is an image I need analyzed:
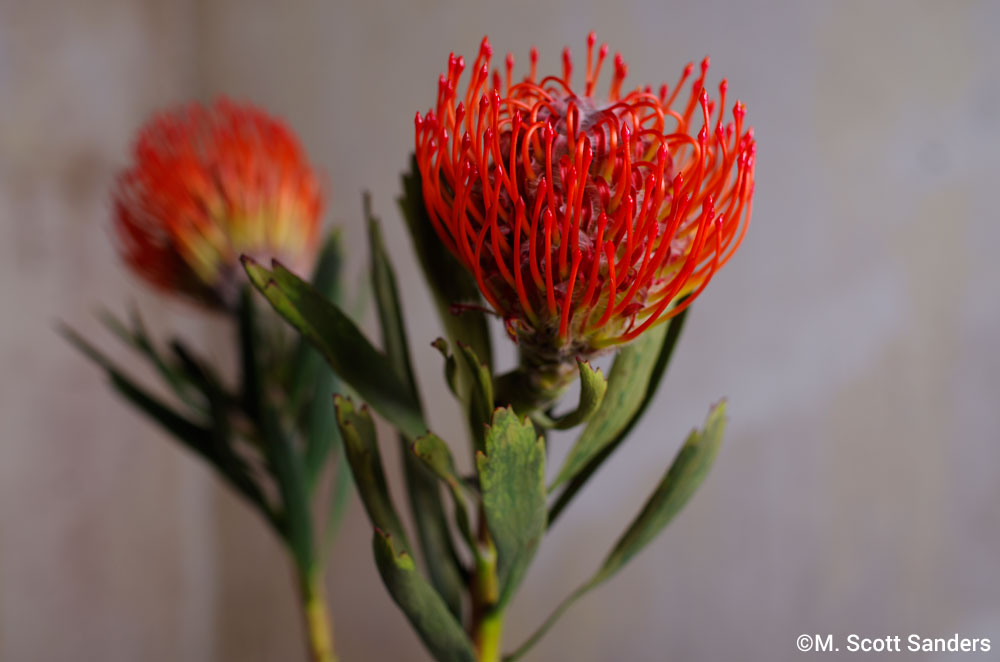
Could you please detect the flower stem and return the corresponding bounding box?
[299,568,337,662]
[471,513,504,662]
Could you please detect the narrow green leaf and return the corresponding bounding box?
[598,401,726,579]
[551,360,607,430]
[334,396,410,553]
[455,341,494,452]
[398,156,492,369]
[59,325,273,521]
[260,403,314,571]
[431,338,460,397]
[368,205,465,617]
[243,256,427,440]
[548,310,689,525]
[476,407,546,608]
[507,400,725,662]
[549,324,669,490]
[372,530,476,662]
[321,437,353,554]
[288,232,344,413]
[413,433,474,548]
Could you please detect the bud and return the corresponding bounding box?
[415,35,755,365]
[114,99,323,310]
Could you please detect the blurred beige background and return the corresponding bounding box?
[2,1,999,660]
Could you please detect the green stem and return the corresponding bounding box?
[299,567,338,662]
[471,514,504,662]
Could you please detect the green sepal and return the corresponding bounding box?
[368,204,465,617]
[476,407,546,609]
[506,400,725,662]
[550,360,607,430]
[549,323,669,490]
[548,310,689,525]
[333,395,411,554]
[242,256,427,440]
[398,155,492,370]
[372,530,476,662]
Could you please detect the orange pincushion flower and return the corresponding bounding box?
[114,99,323,309]
[415,34,755,360]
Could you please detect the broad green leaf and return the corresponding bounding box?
[368,206,464,618]
[549,323,669,490]
[334,396,410,553]
[548,310,689,525]
[506,401,726,662]
[372,530,476,662]
[551,360,607,430]
[476,407,546,608]
[413,433,474,548]
[242,256,426,440]
[398,156,492,369]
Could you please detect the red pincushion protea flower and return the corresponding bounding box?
[415,34,755,361]
[114,99,323,309]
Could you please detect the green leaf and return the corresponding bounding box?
[476,407,546,609]
[455,341,494,452]
[597,400,726,579]
[551,360,607,430]
[399,156,492,370]
[260,403,314,571]
[243,256,427,440]
[431,338,460,397]
[507,400,725,662]
[372,530,476,662]
[548,310,689,525]
[288,233,343,412]
[413,433,474,548]
[333,396,410,553]
[368,203,465,617]
[58,324,273,522]
[549,323,669,490]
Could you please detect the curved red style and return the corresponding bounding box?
[415,34,755,357]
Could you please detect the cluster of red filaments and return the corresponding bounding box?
[415,34,755,355]
[114,99,323,309]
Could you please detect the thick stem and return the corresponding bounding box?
[299,568,337,662]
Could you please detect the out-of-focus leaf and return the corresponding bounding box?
[243,256,426,440]
[372,530,476,662]
[551,360,607,430]
[398,156,492,370]
[58,324,273,522]
[506,401,725,662]
[548,323,669,491]
[260,402,313,571]
[333,396,410,553]
[548,310,689,525]
[476,407,546,609]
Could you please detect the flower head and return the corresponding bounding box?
[415,34,755,361]
[114,99,323,309]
